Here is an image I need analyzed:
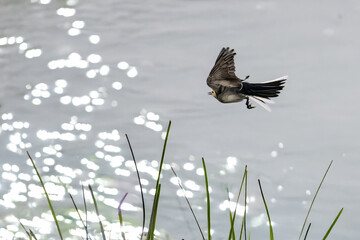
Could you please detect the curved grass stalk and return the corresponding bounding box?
[298,160,333,240]
[26,151,63,240]
[171,167,205,240]
[125,134,145,240]
[147,120,171,240]
[258,180,274,240]
[202,157,211,240]
[88,185,106,240]
[227,166,247,240]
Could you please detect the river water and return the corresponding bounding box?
[1,0,360,239]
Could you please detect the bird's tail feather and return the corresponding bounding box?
[248,96,274,112]
[242,76,287,99]
[243,76,287,111]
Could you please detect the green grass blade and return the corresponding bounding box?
[202,157,211,240]
[238,168,248,240]
[258,179,274,240]
[81,184,89,240]
[322,208,344,240]
[147,120,171,240]
[239,208,245,240]
[146,187,158,239]
[146,184,162,240]
[298,160,333,240]
[227,166,247,240]
[153,184,162,240]
[303,223,311,240]
[69,193,86,228]
[29,230,38,240]
[26,151,63,240]
[19,220,31,238]
[243,169,248,240]
[88,184,106,240]
[155,120,171,189]
[226,188,235,240]
[118,193,128,240]
[236,169,247,240]
[125,134,145,240]
[171,167,205,240]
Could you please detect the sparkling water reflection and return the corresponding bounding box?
[1,0,359,239]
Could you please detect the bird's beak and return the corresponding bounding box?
[208,92,212,95]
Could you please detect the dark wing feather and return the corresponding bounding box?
[207,47,242,91]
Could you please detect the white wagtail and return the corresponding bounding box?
[207,47,287,111]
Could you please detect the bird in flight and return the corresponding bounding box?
[207,47,287,111]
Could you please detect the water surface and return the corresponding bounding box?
[1,0,360,239]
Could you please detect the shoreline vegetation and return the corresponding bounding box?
[21,120,343,240]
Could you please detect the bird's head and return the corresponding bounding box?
[208,90,217,98]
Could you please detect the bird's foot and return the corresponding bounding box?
[246,97,255,109]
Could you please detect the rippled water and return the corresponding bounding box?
[1,0,360,239]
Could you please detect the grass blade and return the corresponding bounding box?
[19,220,31,238]
[243,169,248,240]
[239,203,246,240]
[118,193,128,240]
[146,184,162,240]
[258,179,274,240]
[303,223,311,240]
[171,167,205,240]
[26,151,63,240]
[29,230,38,240]
[236,167,248,240]
[322,208,344,240]
[88,185,106,240]
[202,157,212,240]
[298,160,333,240]
[227,166,247,240]
[226,188,235,240]
[125,134,145,240]
[155,120,171,189]
[69,193,86,228]
[81,184,89,240]
[147,120,171,240]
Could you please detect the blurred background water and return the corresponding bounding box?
[1,0,360,239]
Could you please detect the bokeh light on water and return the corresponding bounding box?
[0,0,151,238]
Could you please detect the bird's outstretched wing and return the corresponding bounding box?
[207,47,242,91]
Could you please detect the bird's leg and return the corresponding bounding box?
[246,97,255,109]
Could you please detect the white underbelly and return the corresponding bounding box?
[219,92,245,103]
